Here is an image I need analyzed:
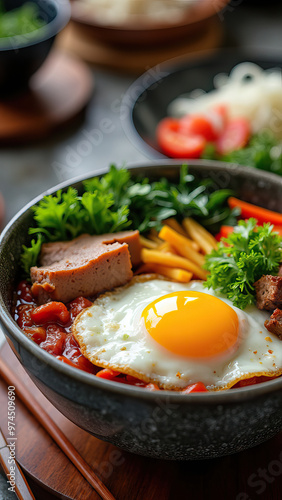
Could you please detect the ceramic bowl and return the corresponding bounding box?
[1,160,282,460]
[0,0,70,93]
[123,49,282,158]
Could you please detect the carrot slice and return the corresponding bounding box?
[228,197,282,226]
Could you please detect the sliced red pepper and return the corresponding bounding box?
[228,197,282,226]
[96,368,121,380]
[31,301,70,326]
[272,226,282,236]
[215,225,235,241]
[182,382,208,393]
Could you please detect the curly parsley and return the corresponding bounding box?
[204,218,282,309]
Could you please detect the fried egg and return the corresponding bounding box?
[73,276,282,390]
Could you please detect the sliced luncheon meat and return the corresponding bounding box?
[39,230,141,268]
[30,232,138,303]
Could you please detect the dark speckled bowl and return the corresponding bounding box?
[1,161,282,461]
[0,0,70,93]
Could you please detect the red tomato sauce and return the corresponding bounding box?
[13,281,161,390]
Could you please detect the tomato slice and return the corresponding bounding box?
[182,382,208,393]
[156,118,206,159]
[179,114,218,142]
[216,118,251,155]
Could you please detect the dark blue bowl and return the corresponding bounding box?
[1,161,282,460]
[0,0,70,93]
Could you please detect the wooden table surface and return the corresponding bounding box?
[0,341,282,500]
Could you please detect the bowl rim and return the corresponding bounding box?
[0,0,71,51]
[70,0,229,33]
[121,47,282,159]
[1,159,282,403]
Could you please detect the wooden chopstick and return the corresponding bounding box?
[0,428,36,500]
[0,358,116,500]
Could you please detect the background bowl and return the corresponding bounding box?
[123,49,282,158]
[1,160,282,460]
[70,0,229,47]
[0,0,70,93]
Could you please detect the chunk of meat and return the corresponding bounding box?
[31,238,133,304]
[264,308,282,340]
[40,231,141,268]
[254,275,282,311]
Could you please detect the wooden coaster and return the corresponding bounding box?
[0,52,93,145]
[0,341,282,500]
[58,18,223,74]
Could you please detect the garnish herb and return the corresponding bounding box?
[202,130,282,175]
[204,218,282,309]
[21,164,236,274]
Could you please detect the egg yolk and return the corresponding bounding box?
[142,291,239,359]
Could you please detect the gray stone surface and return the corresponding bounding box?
[1,3,282,498]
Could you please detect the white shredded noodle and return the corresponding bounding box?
[168,63,282,137]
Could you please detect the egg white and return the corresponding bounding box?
[73,276,282,390]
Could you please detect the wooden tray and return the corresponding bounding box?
[58,18,223,74]
[0,340,282,499]
[0,52,93,145]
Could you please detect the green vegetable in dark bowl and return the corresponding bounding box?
[0,1,46,40]
[0,0,70,92]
